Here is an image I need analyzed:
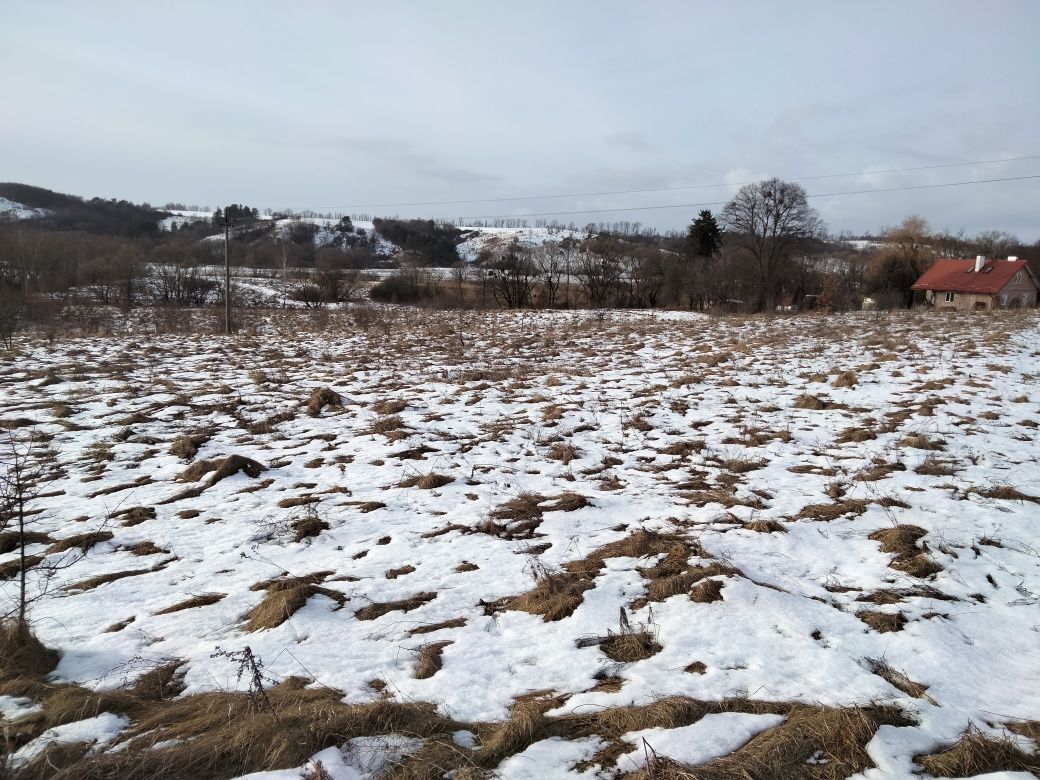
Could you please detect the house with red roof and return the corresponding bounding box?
[911,255,1038,310]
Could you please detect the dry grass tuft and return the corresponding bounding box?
[916,457,958,476]
[68,564,161,593]
[305,387,341,416]
[409,617,466,636]
[793,393,832,410]
[598,632,662,662]
[46,530,114,554]
[689,577,726,603]
[868,525,942,578]
[969,484,1040,504]
[866,658,934,701]
[386,565,416,579]
[488,569,594,622]
[399,473,454,490]
[795,500,869,522]
[857,610,908,633]
[291,513,329,542]
[744,518,787,533]
[414,641,452,679]
[898,434,945,451]
[246,577,345,631]
[832,370,858,388]
[371,398,407,415]
[0,530,51,554]
[355,592,438,621]
[0,622,59,682]
[628,704,913,780]
[915,725,1039,777]
[114,506,156,527]
[546,442,580,463]
[155,593,226,615]
[178,454,266,484]
[169,432,211,460]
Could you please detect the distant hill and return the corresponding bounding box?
[0,182,168,237]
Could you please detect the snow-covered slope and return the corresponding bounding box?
[456,225,583,262]
[2,310,1038,777]
[0,196,47,220]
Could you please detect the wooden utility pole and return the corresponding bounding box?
[224,212,231,335]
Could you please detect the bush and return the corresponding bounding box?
[369,269,437,304]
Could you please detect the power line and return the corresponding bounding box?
[451,174,1040,221]
[283,154,1040,211]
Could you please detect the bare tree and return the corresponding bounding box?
[720,178,825,312]
[489,242,535,309]
[533,241,566,308]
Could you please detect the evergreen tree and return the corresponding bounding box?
[686,210,722,259]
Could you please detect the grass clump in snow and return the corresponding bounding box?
[915,725,1039,777]
[304,386,340,416]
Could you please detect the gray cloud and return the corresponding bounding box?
[1,1,1037,238]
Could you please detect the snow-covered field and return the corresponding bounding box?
[1,309,1039,778]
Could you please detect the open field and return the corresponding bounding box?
[1,308,1039,779]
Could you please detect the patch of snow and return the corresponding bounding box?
[8,713,128,768]
[616,712,786,772]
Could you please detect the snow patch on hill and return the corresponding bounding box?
[0,196,47,220]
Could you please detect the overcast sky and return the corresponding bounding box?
[3,1,1038,238]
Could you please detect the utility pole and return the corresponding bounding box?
[224,211,231,335]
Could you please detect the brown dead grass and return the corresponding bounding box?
[178,454,266,483]
[546,442,580,463]
[414,641,452,679]
[0,531,51,554]
[0,622,59,682]
[792,393,833,410]
[67,564,163,593]
[169,432,211,460]
[246,576,346,631]
[898,434,945,451]
[371,398,407,415]
[46,530,114,554]
[409,617,466,636]
[598,632,662,662]
[969,484,1040,504]
[689,577,726,603]
[625,704,914,780]
[868,525,942,578]
[832,370,858,388]
[291,514,329,542]
[866,658,934,702]
[915,725,1039,777]
[857,610,908,633]
[305,387,341,416]
[399,473,454,490]
[355,592,437,621]
[744,518,787,533]
[795,500,869,522]
[155,593,226,615]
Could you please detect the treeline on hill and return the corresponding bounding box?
[2,179,1038,345]
[0,183,166,237]
[371,218,463,266]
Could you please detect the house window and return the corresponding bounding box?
[1000,294,1009,307]
[944,292,955,303]
[1014,271,1024,284]
[1024,294,1032,306]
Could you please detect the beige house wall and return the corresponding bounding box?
[997,270,1038,308]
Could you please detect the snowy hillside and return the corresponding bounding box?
[1,310,1038,778]
[456,226,584,262]
[0,197,46,220]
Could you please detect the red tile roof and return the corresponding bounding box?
[911,258,1034,294]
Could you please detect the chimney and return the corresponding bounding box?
[1008,255,1018,262]
[975,255,985,272]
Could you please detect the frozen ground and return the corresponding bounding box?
[1,308,1038,778]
